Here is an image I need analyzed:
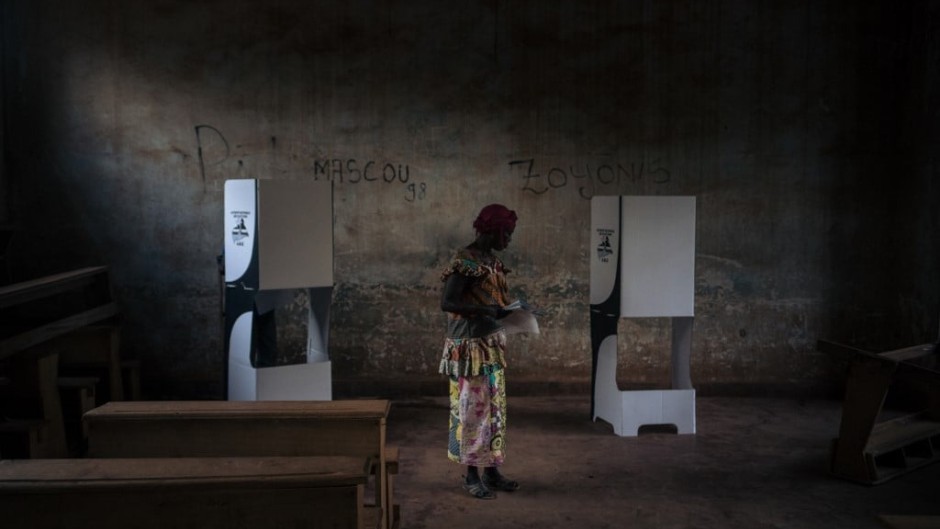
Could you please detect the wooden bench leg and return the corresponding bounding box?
[370,446,400,529]
[121,359,141,401]
[1,354,67,458]
[35,354,68,458]
[58,376,99,440]
[107,327,124,401]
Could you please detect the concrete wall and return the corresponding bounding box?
[2,1,936,398]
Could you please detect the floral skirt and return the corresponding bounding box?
[447,367,507,467]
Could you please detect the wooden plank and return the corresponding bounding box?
[5,485,364,529]
[0,266,108,309]
[878,515,940,529]
[363,506,383,529]
[84,401,390,465]
[0,456,367,529]
[830,354,895,483]
[0,456,368,490]
[85,399,390,421]
[0,418,46,433]
[880,343,936,363]
[867,414,940,455]
[87,417,383,458]
[35,353,67,457]
[376,445,400,475]
[0,303,120,360]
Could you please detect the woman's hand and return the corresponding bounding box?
[492,305,512,319]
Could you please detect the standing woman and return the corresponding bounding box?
[439,203,521,500]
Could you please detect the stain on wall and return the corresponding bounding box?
[2,0,937,398]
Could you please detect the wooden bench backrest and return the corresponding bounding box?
[84,400,390,458]
[0,457,368,529]
[0,266,118,360]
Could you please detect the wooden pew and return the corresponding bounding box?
[0,266,119,357]
[0,266,120,457]
[0,456,369,529]
[84,399,399,529]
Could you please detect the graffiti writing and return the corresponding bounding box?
[405,182,427,202]
[311,159,424,202]
[508,158,671,199]
[194,125,230,187]
[312,159,410,184]
[193,125,427,202]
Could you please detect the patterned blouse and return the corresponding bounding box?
[438,247,510,377]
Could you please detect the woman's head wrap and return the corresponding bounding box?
[473,203,518,235]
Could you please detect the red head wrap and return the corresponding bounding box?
[473,204,518,235]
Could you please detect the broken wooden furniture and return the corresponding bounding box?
[0,266,120,457]
[819,339,940,484]
[0,456,370,529]
[84,399,399,529]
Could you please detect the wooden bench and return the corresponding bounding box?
[819,339,940,484]
[84,399,399,529]
[0,456,370,529]
[0,266,121,457]
[0,267,120,358]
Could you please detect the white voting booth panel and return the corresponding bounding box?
[590,196,696,436]
[224,179,333,401]
[227,311,332,401]
[619,197,696,318]
[595,336,696,435]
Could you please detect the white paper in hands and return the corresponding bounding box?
[498,299,541,335]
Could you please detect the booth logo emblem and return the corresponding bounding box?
[596,229,614,262]
[231,211,250,245]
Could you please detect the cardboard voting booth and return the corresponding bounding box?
[223,179,334,401]
[590,196,696,436]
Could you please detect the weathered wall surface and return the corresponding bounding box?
[2,1,936,398]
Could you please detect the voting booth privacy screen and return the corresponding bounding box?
[223,179,334,401]
[618,197,696,318]
[590,196,697,436]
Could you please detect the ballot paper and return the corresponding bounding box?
[499,299,541,335]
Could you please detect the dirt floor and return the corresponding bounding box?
[386,395,940,529]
